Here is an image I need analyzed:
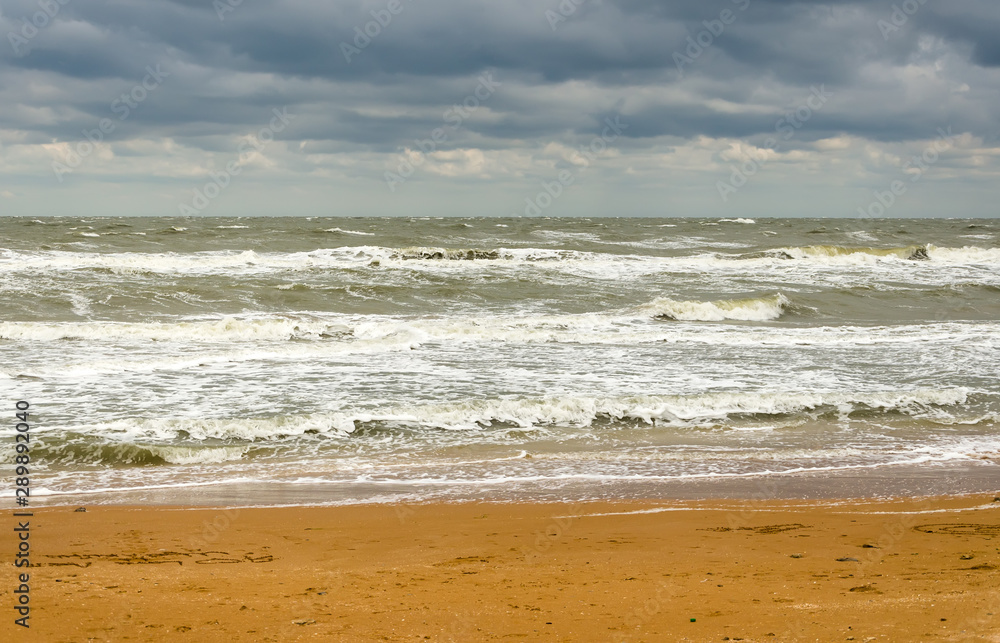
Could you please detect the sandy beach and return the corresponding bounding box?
[4,495,999,642]
[7,218,1000,642]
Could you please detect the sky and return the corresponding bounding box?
[0,0,998,218]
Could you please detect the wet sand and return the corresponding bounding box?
[5,495,1000,642]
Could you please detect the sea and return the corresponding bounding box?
[2,217,998,506]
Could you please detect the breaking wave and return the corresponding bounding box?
[2,244,997,279]
[32,441,251,466]
[323,228,375,236]
[639,294,790,322]
[0,318,327,342]
[48,388,972,446]
[385,247,582,262]
[738,245,1000,264]
[0,293,794,345]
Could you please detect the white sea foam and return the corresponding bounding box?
[67,292,93,317]
[925,244,1000,264]
[778,245,926,262]
[30,478,259,497]
[5,308,996,355]
[62,388,969,441]
[0,249,267,274]
[324,227,375,236]
[637,294,789,321]
[1,244,996,280]
[0,317,316,342]
[383,246,586,262]
[847,230,878,243]
[0,291,791,348]
[762,244,1000,265]
[530,230,604,243]
[0,246,591,275]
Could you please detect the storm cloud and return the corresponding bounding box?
[0,0,997,217]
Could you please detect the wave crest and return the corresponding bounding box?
[736,244,999,264]
[639,294,790,322]
[60,388,971,442]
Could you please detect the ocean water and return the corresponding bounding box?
[2,216,998,506]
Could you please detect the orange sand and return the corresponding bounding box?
[4,495,1000,642]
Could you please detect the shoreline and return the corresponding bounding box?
[5,494,999,641]
[27,490,1000,512]
[29,462,1000,508]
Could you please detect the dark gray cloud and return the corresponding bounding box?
[0,0,998,218]
[1,0,995,143]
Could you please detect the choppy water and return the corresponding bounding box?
[2,217,998,505]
